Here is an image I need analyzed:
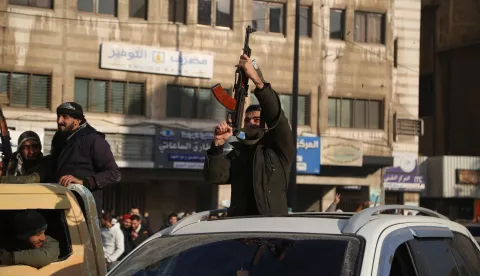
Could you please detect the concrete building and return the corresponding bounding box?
[419,0,480,220]
[0,0,421,229]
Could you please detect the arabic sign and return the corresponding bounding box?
[456,170,480,185]
[154,127,213,170]
[100,42,214,79]
[320,137,363,167]
[296,136,320,174]
[383,152,425,191]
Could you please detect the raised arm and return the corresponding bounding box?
[236,54,294,164]
[253,83,294,164]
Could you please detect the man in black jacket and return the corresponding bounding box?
[203,54,295,217]
[52,102,121,216]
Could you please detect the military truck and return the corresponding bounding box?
[0,183,107,276]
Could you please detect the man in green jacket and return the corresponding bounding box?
[0,210,60,268]
[203,54,295,217]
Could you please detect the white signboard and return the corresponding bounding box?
[100,42,214,79]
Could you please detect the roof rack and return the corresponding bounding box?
[161,208,228,235]
[342,204,449,234]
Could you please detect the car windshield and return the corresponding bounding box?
[109,232,363,276]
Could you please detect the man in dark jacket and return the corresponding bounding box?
[203,54,294,217]
[52,102,121,216]
[6,130,52,182]
[0,210,60,268]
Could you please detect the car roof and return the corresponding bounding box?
[153,205,469,239]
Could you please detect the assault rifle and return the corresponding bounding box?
[211,25,256,137]
[0,106,12,176]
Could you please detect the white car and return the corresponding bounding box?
[108,205,480,276]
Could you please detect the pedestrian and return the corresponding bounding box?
[203,54,294,217]
[52,102,121,216]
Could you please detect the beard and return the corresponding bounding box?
[58,123,76,134]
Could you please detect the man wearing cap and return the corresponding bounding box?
[5,131,52,182]
[0,210,60,268]
[203,54,294,217]
[51,102,121,216]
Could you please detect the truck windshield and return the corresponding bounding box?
[109,233,363,276]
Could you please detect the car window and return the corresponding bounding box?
[407,238,460,276]
[0,209,73,261]
[109,233,364,276]
[389,243,417,276]
[450,232,480,275]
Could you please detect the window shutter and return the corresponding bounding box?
[74,78,90,110]
[92,80,107,112]
[10,73,28,107]
[279,94,292,124]
[197,88,212,119]
[30,75,50,108]
[111,81,125,114]
[0,72,10,105]
[126,82,144,116]
[166,85,182,117]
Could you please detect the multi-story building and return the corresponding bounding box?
[0,0,422,229]
[419,0,480,220]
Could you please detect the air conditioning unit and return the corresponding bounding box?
[394,114,424,141]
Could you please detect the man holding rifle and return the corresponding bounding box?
[203,54,295,217]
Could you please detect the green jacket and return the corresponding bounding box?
[0,235,60,268]
[203,83,295,216]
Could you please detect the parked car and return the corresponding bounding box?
[108,205,480,276]
[0,183,106,276]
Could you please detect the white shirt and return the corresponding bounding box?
[101,222,125,262]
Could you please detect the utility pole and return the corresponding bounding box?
[288,0,300,212]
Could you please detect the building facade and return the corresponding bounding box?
[419,0,480,220]
[0,0,421,229]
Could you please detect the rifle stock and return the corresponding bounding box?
[211,25,256,136]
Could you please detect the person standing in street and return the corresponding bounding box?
[52,102,121,216]
[203,54,295,217]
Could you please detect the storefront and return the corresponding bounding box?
[383,151,425,209]
[420,156,480,221]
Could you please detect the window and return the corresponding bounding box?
[354,11,385,44]
[166,85,227,120]
[451,233,480,275]
[130,0,147,19]
[78,0,117,16]
[169,0,186,23]
[330,9,345,39]
[8,0,53,8]
[74,78,145,115]
[250,94,310,125]
[328,97,382,129]
[0,72,50,108]
[0,209,73,262]
[110,234,363,276]
[393,38,398,67]
[407,238,460,276]
[252,1,285,34]
[197,0,232,28]
[389,243,416,276]
[299,6,312,37]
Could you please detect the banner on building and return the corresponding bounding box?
[297,136,320,174]
[320,137,363,167]
[154,127,213,170]
[100,42,214,79]
[383,152,425,192]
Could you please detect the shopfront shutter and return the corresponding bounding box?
[104,133,154,162]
